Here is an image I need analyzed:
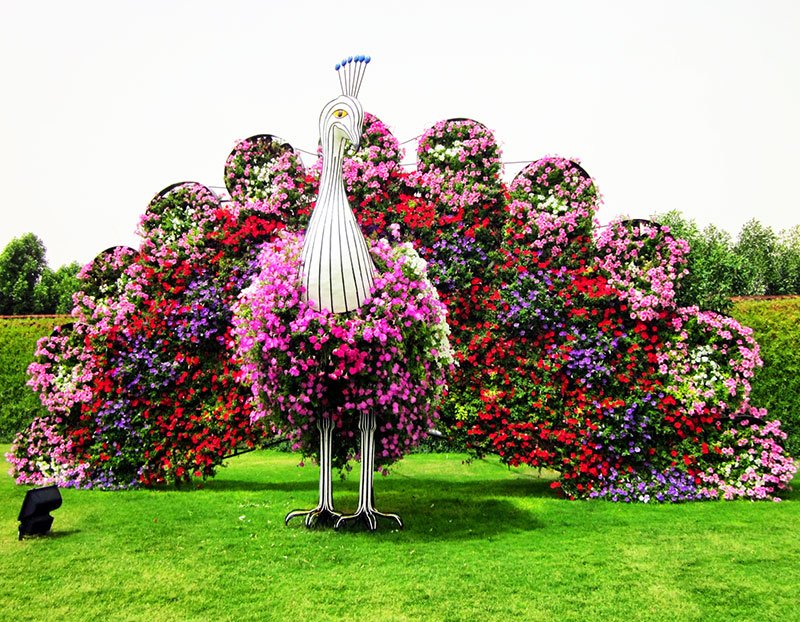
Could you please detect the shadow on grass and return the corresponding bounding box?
[200,479,320,493]
[196,467,552,539]
[333,496,543,541]
[276,476,552,540]
[19,529,82,541]
[202,472,557,499]
[46,529,82,539]
[387,474,558,499]
[779,483,800,502]
[274,492,543,541]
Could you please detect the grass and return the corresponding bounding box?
[1,449,799,622]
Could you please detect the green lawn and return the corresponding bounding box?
[1,448,798,622]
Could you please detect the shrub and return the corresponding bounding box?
[730,297,800,457]
[0,316,65,441]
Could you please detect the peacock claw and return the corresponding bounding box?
[334,509,403,532]
[285,507,342,529]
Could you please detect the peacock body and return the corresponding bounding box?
[301,62,374,313]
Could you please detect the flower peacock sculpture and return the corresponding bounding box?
[232,56,452,530]
[10,53,794,511]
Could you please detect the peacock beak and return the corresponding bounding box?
[347,125,361,151]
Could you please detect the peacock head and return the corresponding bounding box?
[318,55,370,155]
[319,94,364,153]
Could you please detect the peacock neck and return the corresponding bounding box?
[319,140,349,206]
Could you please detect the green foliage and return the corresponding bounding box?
[0,317,66,441]
[654,214,800,301]
[774,225,800,295]
[734,219,779,296]
[692,224,739,312]
[0,234,81,315]
[730,297,800,458]
[0,233,47,314]
[653,211,737,313]
[32,262,82,314]
[2,449,798,622]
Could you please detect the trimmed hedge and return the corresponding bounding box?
[730,297,800,457]
[1,302,799,460]
[0,316,67,441]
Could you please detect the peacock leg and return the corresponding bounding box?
[334,411,403,531]
[285,416,341,528]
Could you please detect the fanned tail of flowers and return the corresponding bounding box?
[8,114,795,499]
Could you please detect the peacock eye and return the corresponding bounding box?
[333,109,348,119]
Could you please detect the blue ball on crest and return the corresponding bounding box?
[335,54,371,71]
[334,54,371,98]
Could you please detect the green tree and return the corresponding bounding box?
[33,261,81,314]
[733,219,779,296]
[653,211,736,313]
[693,224,738,312]
[0,233,47,315]
[774,225,800,295]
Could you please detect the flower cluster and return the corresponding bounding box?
[588,466,717,503]
[137,183,222,264]
[412,118,505,245]
[7,323,94,487]
[408,122,793,501]
[9,181,286,488]
[506,157,599,265]
[595,219,690,321]
[699,407,797,500]
[402,120,511,456]
[224,135,312,229]
[658,307,761,417]
[232,232,452,471]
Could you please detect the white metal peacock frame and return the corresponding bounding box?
[285,55,402,531]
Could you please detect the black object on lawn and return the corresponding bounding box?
[18,485,62,540]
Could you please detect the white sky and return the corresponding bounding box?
[1,0,798,268]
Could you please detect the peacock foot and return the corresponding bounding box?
[285,506,342,529]
[334,509,403,532]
